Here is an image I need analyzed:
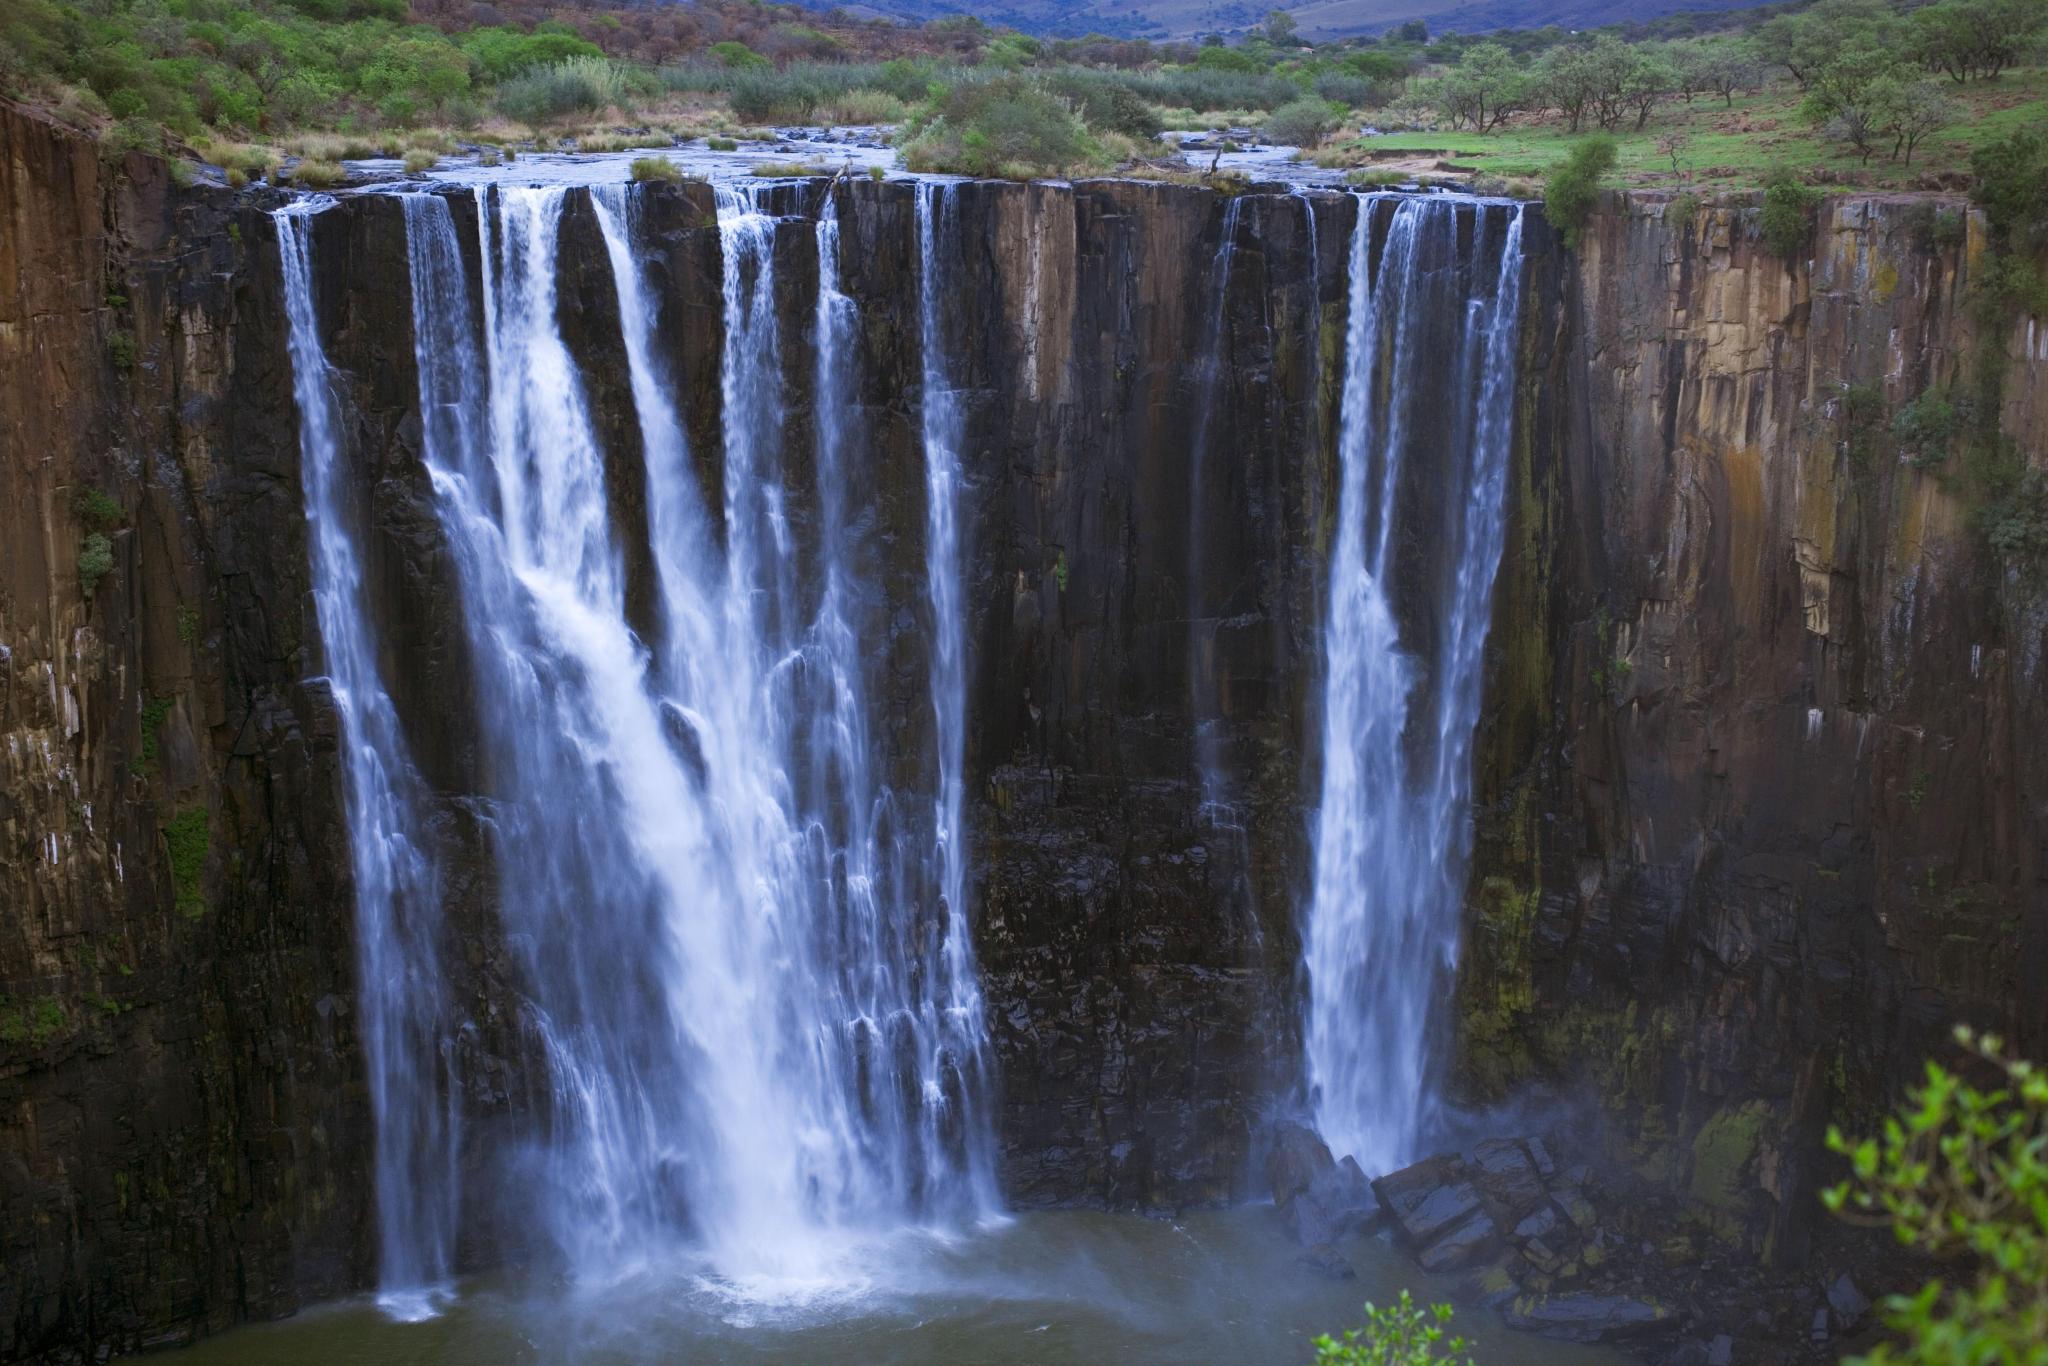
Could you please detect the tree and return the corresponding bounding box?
[1619,47,1675,130]
[1314,1291,1475,1366]
[1909,0,2047,83]
[1823,1028,2048,1364]
[1657,128,1691,175]
[1436,42,1526,133]
[1688,36,1764,107]
[1883,78,1962,164]
[1801,33,1905,132]
[1391,19,1429,45]
[1534,43,1597,131]
[1265,8,1300,45]
[1969,128,2048,251]
[1758,0,1898,89]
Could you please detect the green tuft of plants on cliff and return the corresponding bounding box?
[164,805,211,919]
[1896,125,2048,581]
[1823,1027,2048,1364]
[1757,167,1822,259]
[1542,134,1616,250]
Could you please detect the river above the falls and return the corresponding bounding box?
[172,1210,1623,1365]
[310,127,1351,189]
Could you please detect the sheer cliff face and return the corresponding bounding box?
[0,104,364,1357]
[2,97,2043,1358]
[1464,192,2048,1265]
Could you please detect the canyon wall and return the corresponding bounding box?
[0,103,365,1358]
[2,96,2044,1358]
[1461,191,2048,1267]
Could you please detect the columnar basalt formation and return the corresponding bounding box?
[1461,191,2048,1267]
[2,93,2044,1359]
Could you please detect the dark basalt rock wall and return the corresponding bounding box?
[1459,192,2048,1268]
[0,102,364,1357]
[4,94,2044,1359]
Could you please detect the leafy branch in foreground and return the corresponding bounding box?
[1822,1026,2048,1364]
[1314,1290,1476,1366]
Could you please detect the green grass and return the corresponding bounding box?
[1323,65,2048,190]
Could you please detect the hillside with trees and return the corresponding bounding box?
[0,0,2041,193]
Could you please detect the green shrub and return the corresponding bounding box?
[1893,389,1963,469]
[707,135,739,152]
[1824,1027,2048,1362]
[1041,68,1164,138]
[163,805,210,919]
[402,147,438,172]
[496,56,629,124]
[106,329,136,371]
[899,75,1103,179]
[708,41,769,70]
[1543,134,1618,250]
[1314,1291,1474,1365]
[1263,96,1345,149]
[1132,66,1298,113]
[73,486,122,531]
[1982,466,2048,571]
[1968,127,2048,253]
[1758,168,1821,260]
[459,26,605,82]
[629,155,682,183]
[78,532,114,599]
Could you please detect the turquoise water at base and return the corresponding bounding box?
[175,1209,1625,1365]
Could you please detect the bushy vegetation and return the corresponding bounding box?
[1314,1292,1474,1366]
[1544,134,1617,248]
[1824,1027,2048,1362]
[1,0,2043,194]
[899,73,1105,179]
[628,154,680,183]
[1758,166,1823,257]
[1263,96,1345,148]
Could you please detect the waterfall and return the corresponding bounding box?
[275,203,460,1316]
[1306,195,1526,1174]
[260,178,1002,1296]
[913,180,999,1212]
[1186,197,1248,824]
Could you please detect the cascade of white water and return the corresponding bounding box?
[1306,195,1526,1174]
[327,177,1002,1297]
[275,202,459,1317]
[912,180,1000,1214]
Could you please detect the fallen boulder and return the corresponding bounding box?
[1417,1210,1498,1272]
[1469,1137,1547,1221]
[1266,1122,1335,1207]
[1395,1180,1483,1244]
[1370,1152,1462,1223]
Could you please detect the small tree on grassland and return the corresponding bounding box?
[1823,1027,2048,1364]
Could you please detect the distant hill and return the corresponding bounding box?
[798,0,1783,40]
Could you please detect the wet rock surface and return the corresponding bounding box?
[6,98,2046,1365]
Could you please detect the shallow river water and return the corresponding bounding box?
[176,1210,1622,1365]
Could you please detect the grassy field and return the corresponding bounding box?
[1323,64,2048,190]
